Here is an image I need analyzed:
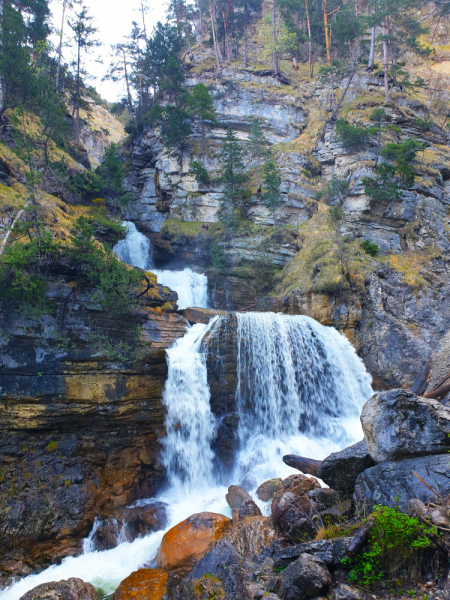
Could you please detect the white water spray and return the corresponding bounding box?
[113,221,208,310]
[1,312,373,599]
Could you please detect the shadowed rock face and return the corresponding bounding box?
[0,282,187,585]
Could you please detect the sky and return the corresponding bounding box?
[49,0,169,102]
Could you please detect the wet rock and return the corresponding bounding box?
[240,499,263,518]
[178,307,227,324]
[113,568,168,600]
[354,453,450,511]
[271,475,320,534]
[412,329,450,396]
[225,516,278,559]
[226,484,253,509]
[173,539,251,600]
[331,582,362,600]
[256,478,282,502]
[156,512,232,570]
[273,538,353,570]
[94,502,168,550]
[278,553,331,600]
[317,441,374,492]
[361,389,450,463]
[19,578,98,600]
[308,488,341,509]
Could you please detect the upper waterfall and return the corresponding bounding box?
[113,221,208,310]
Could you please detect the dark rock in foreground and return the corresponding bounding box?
[317,440,374,492]
[278,553,331,600]
[19,578,98,600]
[354,453,450,510]
[361,389,450,463]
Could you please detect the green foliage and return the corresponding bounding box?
[191,160,211,185]
[345,504,433,587]
[415,116,433,132]
[323,175,350,204]
[210,240,227,274]
[248,118,267,191]
[218,128,249,227]
[363,164,403,202]
[263,153,282,222]
[45,441,58,453]
[361,240,379,256]
[335,119,369,150]
[96,143,132,209]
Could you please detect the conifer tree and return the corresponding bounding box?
[218,127,248,225]
[262,152,282,225]
[187,83,215,165]
[248,118,266,193]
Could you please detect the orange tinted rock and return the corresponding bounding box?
[156,512,232,571]
[113,568,167,600]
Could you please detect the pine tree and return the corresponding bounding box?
[262,152,282,226]
[68,3,100,143]
[218,127,248,226]
[248,118,266,193]
[187,83,215,165]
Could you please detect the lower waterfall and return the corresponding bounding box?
[113,221,208,310]
[1,313,372,599]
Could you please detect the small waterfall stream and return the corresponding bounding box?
[113,221,208,310]
[1,225,374,599]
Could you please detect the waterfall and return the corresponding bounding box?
[113,221,208,310]
[232,312,373,488]
[162,320,218,494]
[1,312,373,599]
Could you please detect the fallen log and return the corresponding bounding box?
[283,455,323,477]
[345,517,376,558]
[424,382,450,400]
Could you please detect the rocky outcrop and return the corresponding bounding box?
[19,578,98,600]
[316,440,374,492]
[353,453,450,510]
[178,307,227,324]
[361,389,450,462]
[0,281,187,584]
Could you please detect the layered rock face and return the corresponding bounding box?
[0,281,187,585]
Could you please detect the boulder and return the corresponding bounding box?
[256,478,282,502]
[178,307,227,325]
[240,499,262,518]
[411,329,450,396]
[19,578,98,600]
[226,485,253,509]
[308,488,341,509]
[278,553,331,600]
[354,453,450,511]
[361,389,450,463]
[271,475,320,538]
[317,440,374,492]
[331,582,362,600]
[273,538,353,570]
[225,516,278,559]
[173,539,251,600]
[156,512,232,571]
[93,502,168,550]
[113,568,168,600]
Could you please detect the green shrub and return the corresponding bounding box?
[210,240,227,274]
[344,504,434,587]
[361,240,379,256]
[335,119,369,149]
[45,441,58,452]
[190,160,211,185]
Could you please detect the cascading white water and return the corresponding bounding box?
[162,320,218,494]
[1,312,373,599]
[231,313,373,489]
[113,221,208,310]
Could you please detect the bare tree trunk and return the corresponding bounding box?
[197,8,203,47]
[75,36,81,143]
[122,47,134,119]
[367,26,376,71]
[56,0,67,93]
[0,0,3,112]
[304,0,312,77]
[271,0,278,73]
[141,2,147,40]
[0,209,24,256]
[324,0,331,67]
[383,18,390,103]
[209,0,223,73]
[330,69,355,122]
[243,0,249,65]
[181,3,192,56]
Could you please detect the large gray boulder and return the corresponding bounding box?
[361,389,450,463]
[278,553,331,600]
[273,538,353,570]
[19,578,98,600]
[354,453,450,511]
[316,440,374,492]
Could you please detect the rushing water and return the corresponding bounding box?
[1,312,373,597]
[113,221,208,310]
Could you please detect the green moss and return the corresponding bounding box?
[161,218,205,239]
